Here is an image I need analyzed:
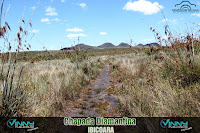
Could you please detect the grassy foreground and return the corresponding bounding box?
[0,56,105,116]
[1,0,200,118]
[110,44,200,117]
[1,46,200,117]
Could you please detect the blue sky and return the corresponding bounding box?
[2,0,200,51]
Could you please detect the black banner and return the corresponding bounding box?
[0,117,199,133]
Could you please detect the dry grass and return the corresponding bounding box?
[22,57,104,116]
[1,0,199,118]
[0,0,34,116]
[0,57,104,116]
[108,23,200,117]
[0,1,106,116]
[110,49,200,117]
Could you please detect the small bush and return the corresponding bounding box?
[0,0,32,117]
[161,59,200,88]
[159,34,200,88]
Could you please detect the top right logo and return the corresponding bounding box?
[172,1,199,13]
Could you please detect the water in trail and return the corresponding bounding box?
[65,62,119,117]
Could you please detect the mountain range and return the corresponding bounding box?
[60,42,159,50]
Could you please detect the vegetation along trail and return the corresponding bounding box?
[64,62,120,117]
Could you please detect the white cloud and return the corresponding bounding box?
[79,3,86,8]
[29,29,40,33]
[100,32,107,35]
[45,6,58,16]
[162,18,168,22]
[61,0,65,3]
[192,13,200,17]
[46,6,56,12]
[170,19,177,24]
[41,18,50,23]
[52,18,60,22]
[66,27,84,32]
[141,38,153,42]
[46,12,58,16]
[67,33,87,39]
[160,18,178,24]
[31,6,36,10]
[41,18,60,24]
[123,0,163,15]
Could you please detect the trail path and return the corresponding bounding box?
[64,62,119,117]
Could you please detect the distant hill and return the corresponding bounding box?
[135,42,159,47]
[75,43,96,49]
[118,43,129,47]
[98,43,115,48]
[60,42,160,50]
[137,43,144,47]
[145,42,159,46]
[61,43,96,50]
[60,47,71,50]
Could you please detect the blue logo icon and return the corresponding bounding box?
[160,119,192,131]
[7,119,38,131]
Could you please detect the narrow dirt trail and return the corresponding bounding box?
[64,62,120,117]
